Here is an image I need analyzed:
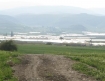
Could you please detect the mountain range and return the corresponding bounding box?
[0,6,105,34]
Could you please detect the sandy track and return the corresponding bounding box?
[13,54,97,81]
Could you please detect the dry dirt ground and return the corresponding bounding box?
[13,54,97,81]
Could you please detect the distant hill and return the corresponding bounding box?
[15,13,105,32]
[0,15,31,34]
[0,13,105,34]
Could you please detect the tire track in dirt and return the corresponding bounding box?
[37,55,68,81]
[13,54,97,81]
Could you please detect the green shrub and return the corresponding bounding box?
[0,40,17,51]
[46,42,52,45]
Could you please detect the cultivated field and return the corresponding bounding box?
[0,44,105,81]
[18,44,105,81]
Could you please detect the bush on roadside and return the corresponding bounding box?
[0,40,17,51]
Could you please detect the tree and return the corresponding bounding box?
[59,37,64,40]
[0,40,17,51]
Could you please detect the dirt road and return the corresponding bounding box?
[13,54,97,81]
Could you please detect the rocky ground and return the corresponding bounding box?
[13,54,97,81]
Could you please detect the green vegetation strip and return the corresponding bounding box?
[18,44,105,54]
[18,44,105,81]
[69,54,105,81]
[0,51,20,81]
[72,63,105,81]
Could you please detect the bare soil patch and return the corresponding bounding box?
[13,54,97,81]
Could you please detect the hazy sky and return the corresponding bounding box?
[0,0,105,10]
